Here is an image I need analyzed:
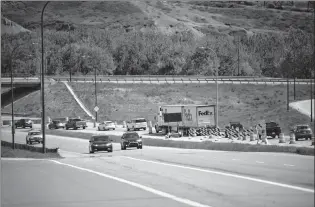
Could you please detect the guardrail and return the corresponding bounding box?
[1,75,314,85]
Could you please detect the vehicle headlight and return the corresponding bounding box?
[106,143,112,146]
[137,139,142,142]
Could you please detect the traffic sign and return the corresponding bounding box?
[94,106,99,112]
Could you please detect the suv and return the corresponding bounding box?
[121,132,143,150]
[26,130,43,144]
[266,122,281,138]
[127,118,147,131]
[48,120,65,129]
[65,118,87,130]
[89,135,113,153]
[293,125,313,141]
[15,119,33,128]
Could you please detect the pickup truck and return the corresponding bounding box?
[65,118,87,130]
[266,122,281,138]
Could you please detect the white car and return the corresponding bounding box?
[26,130,43,145]
[98,121,116,131]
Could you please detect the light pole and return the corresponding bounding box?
[199,46,219,127]
[8,44,25,149]
[41,1,50,153]
[68,23,72,82]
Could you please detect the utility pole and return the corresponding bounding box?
[237,35,240,76]
[10,53,15,149]
[287,74,290,111]
[94,67,97,122]
[293,68,296,100]
[68,23,72,82]
[41,1,50,153]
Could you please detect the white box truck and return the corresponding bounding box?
[154,105,216,134]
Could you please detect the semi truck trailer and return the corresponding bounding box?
[154,105,216,135]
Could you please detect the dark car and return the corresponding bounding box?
[266,122,281,138]
[89,135,113,153]
[293,125,313,141]
[48,120,65,129]
[121,132,143,150]
[65,118,87,130]
[15,119,33,128]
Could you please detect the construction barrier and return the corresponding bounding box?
[311,137,315,146]
[148,121,152,134]
[289,132,296,144]
[123,121,126,128]
[249,132,255,141]
[279,133,285,143]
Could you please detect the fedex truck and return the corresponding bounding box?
[154,105,216,134]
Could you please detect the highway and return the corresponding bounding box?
[1,128,314,207]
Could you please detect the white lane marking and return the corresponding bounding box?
[232,159,240,161]
[50,160,212,207]
[284,164,295,167]
[255,161,264,164]
[122,156,314,193]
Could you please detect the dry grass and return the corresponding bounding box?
[1,146,62,159]
[70,82,312,134]
[4,82,312,135]
[2,82,91,120]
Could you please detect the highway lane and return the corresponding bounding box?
[1,128,314,190]
[1,160,189,207]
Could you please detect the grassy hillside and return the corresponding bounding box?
[69,82,312,134]
[2,81,312,134]
[1,82,90,120]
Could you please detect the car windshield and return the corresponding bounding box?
[297,126,309,130]
[93,136,109,141]
[105,122,113,125]
[124,133,140,139]
[73,119,82,122]
[30,132,40,135]
[135,119,146,123]
[53,120,60,123]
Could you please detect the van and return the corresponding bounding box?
[127,118,147,131]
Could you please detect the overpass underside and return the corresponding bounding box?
[1,85,40,109]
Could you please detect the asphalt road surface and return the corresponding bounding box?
[1,128,314,207]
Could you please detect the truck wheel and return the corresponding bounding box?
[66,127,69,130]
[127,128,130,131]
[144,127,147,130]
[83,126,86,129]
[74,127,78,130]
